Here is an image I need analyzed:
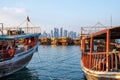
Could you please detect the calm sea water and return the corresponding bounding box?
[4,45,87,80]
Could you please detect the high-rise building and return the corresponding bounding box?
[64,30,67,37]
[60,27,63,37]
[47,33,51,38]
[68,32,70,38]
[73,32,77,38]
[54,28,59,38]
[51,30,53,38]
[54,28,56,38]
[56,28,59,38]
[68,31,74,38]
[42,31,47,38]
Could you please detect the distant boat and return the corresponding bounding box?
[0,17,41,78]
[81,26,120,80]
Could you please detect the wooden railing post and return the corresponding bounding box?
[90,36,93,53]
[89,36,93,69]
[81,38,85,52]
[106,30,110,71]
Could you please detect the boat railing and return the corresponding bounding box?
[82,52,120,72]
[0,27,41,36]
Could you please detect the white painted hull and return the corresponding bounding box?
[81,61,120,80]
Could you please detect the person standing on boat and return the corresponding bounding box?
[110,39,120,51]
[1,41,15,60]
[115,43,120,51]
[7,41,15,57]
[24,38,29,51]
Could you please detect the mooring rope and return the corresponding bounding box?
[37,47,54,80]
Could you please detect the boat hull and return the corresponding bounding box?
[0,45,37,78]
[81,62,120,80]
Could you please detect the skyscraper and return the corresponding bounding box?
[73,32,77,38]
[60,27,63,37]
[51,30,53,38]
[56,28,59,38]
[42,31,47,38]
[68,31,73,38]
[54,28,59,38]
[64,30,67,37]
[54,28,56,38]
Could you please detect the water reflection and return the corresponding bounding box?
[4,68,39,80]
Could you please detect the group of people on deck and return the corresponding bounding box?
[96,43,120,52]
[0,37,37,61]
[24,37,36,51]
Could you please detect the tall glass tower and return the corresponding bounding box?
[60,27,63,37]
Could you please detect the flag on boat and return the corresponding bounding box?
[27,16,30,22]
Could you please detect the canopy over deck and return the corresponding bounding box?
[83,26,120,39]
[0,33,41,40]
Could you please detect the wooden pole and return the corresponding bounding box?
[90,36,93,69]
[81,38,85,52]
[106,29,110,71]
[90,36,93,53]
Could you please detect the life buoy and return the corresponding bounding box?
[8,49,14,57]
[31,41,35,47]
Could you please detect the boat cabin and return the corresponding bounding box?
[0,29,39,61]
[81,26,120,72]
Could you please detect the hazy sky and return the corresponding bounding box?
[0,0,120,33]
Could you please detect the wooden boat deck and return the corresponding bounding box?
[81,26,120,80]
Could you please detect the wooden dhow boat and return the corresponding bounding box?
[81,26,120,80]
[0,17,40,78]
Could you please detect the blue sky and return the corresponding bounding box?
[0,0,120,33]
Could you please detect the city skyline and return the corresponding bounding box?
[41,27,79,38]
[0,0,120,33]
